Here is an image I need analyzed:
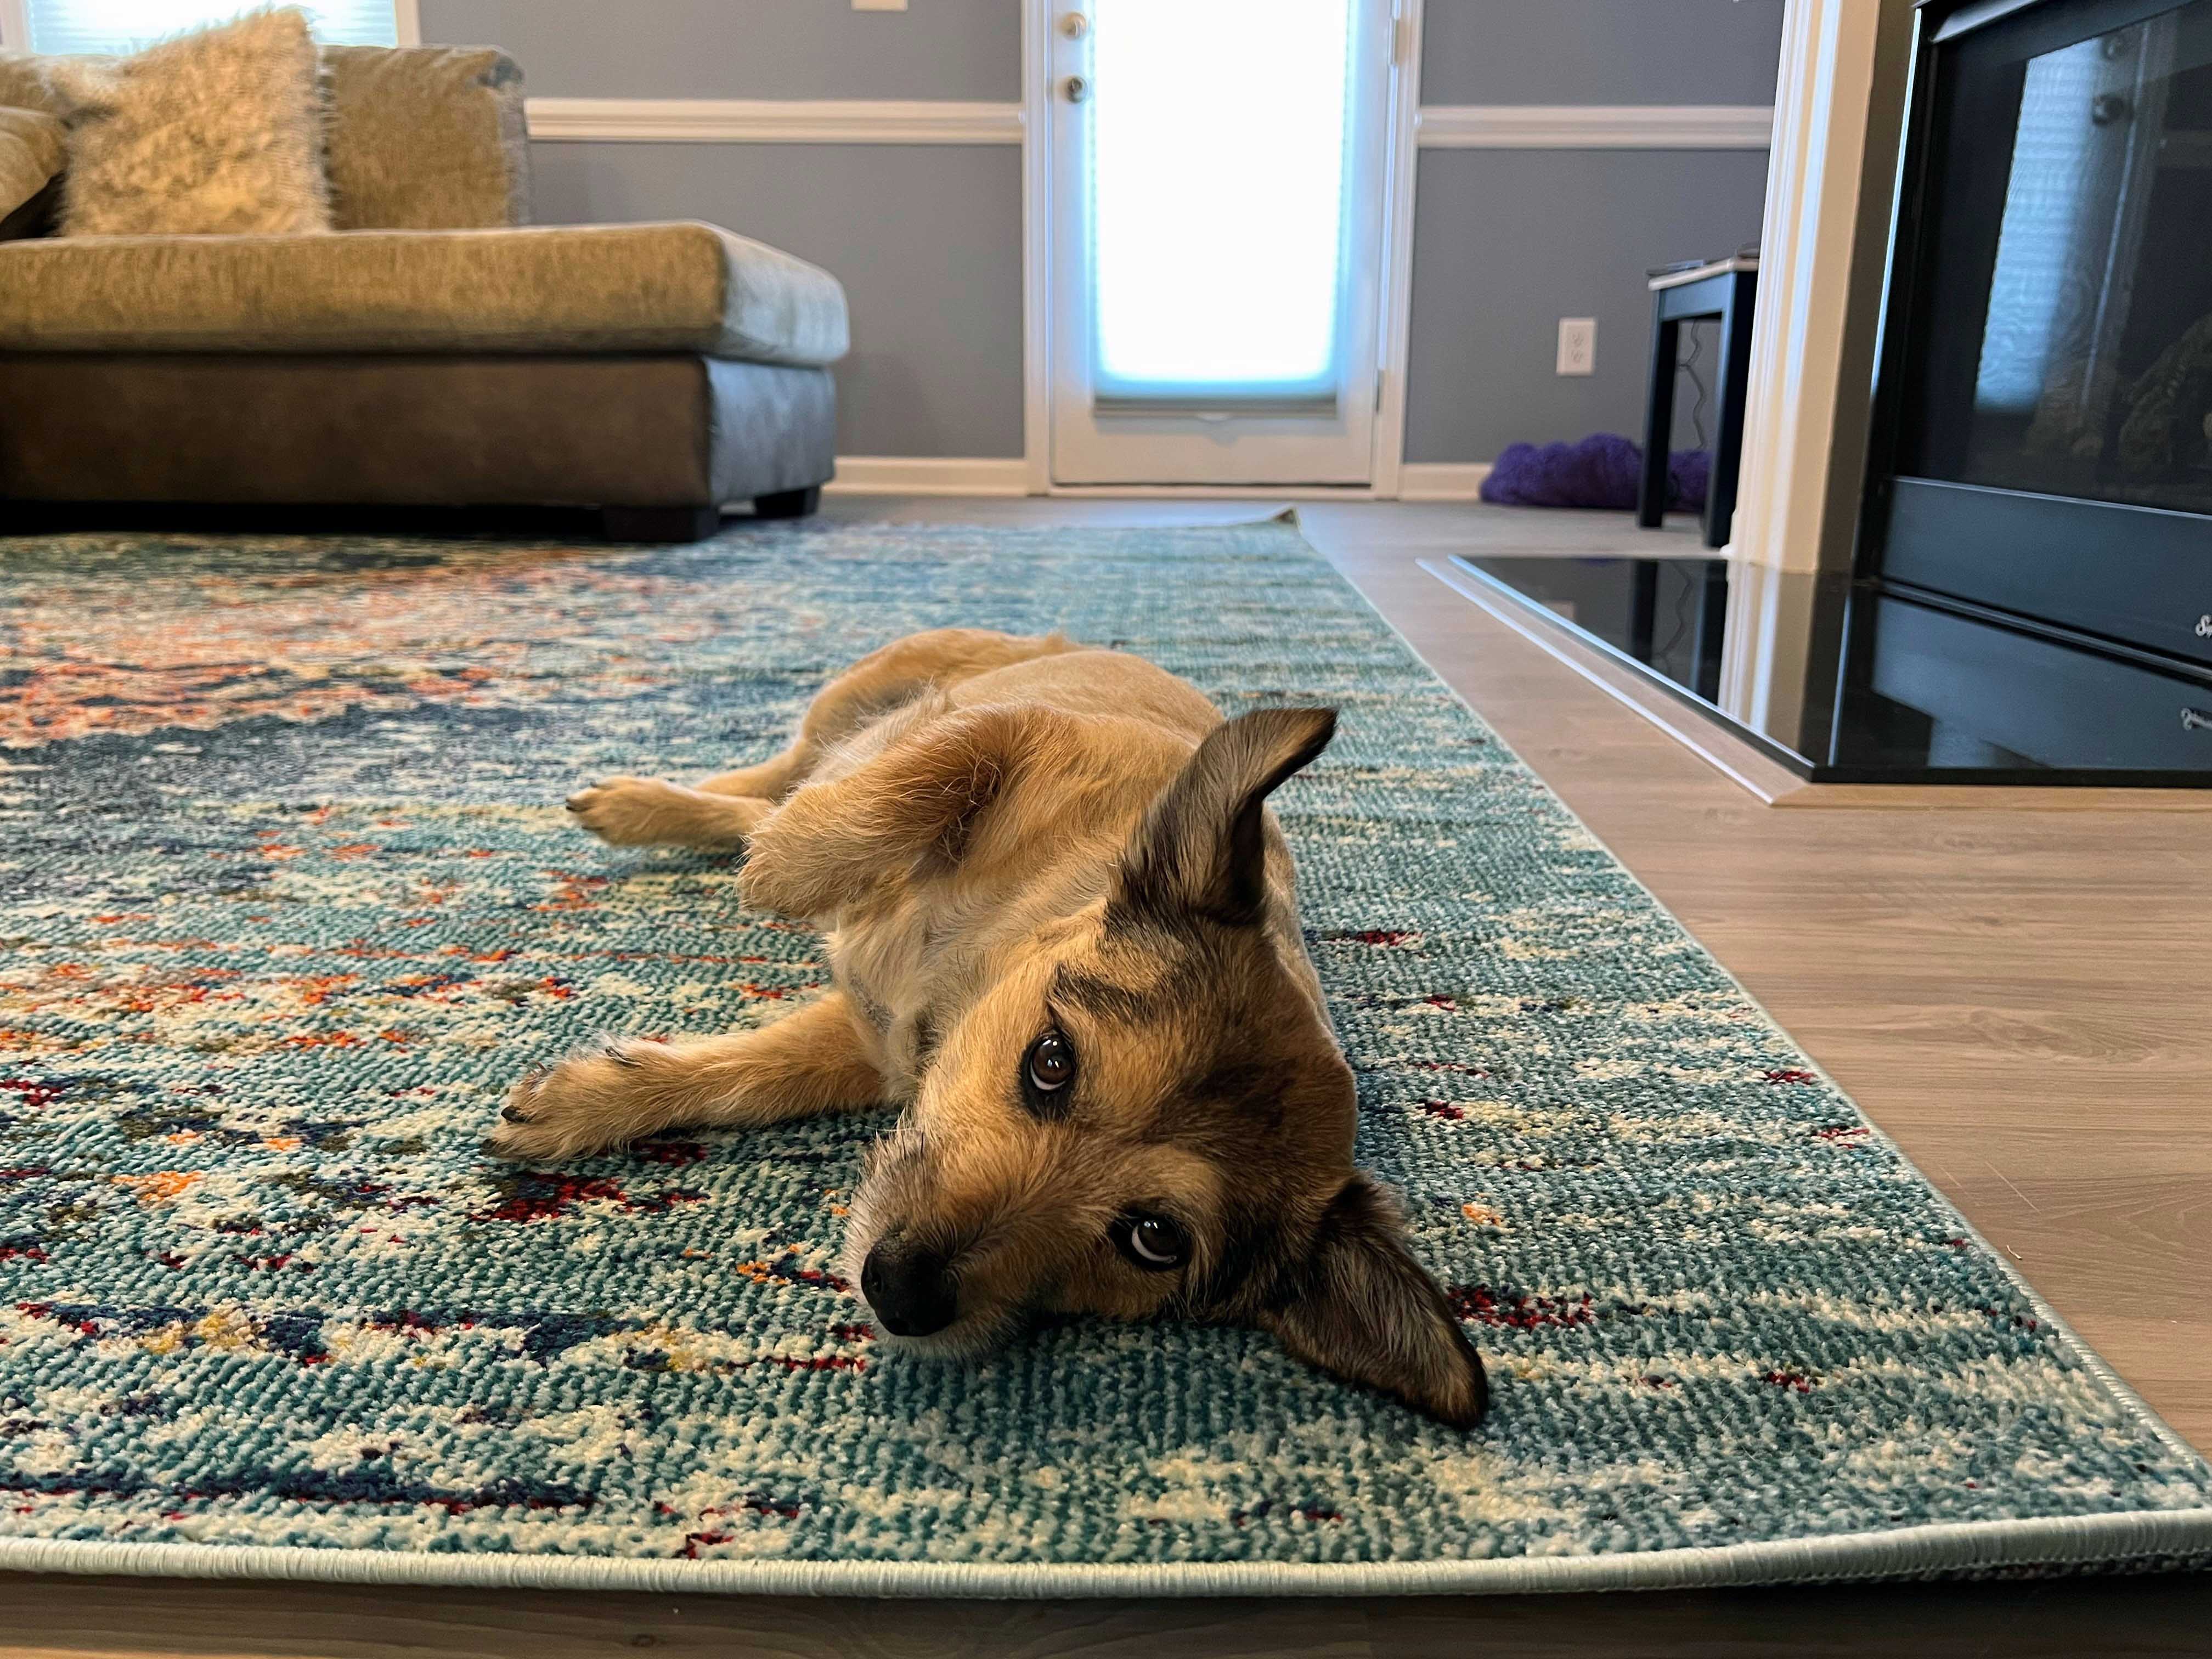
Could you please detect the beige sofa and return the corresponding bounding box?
[0,45,849,540]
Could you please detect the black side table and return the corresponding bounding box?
[1637,255,1758,549]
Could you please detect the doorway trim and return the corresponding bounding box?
[1019,0,1425,499]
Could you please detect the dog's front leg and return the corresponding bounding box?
[485,991,884,1161]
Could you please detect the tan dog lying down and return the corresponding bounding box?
[487,628,1488,1426]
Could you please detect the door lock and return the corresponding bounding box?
[1063,74,1089,103]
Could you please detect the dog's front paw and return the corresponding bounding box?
[483,1039,665,1160]
[565,777,690,847]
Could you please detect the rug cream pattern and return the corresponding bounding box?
[0,521,2207,1595]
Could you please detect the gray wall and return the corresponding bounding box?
[1404,3,1782,464]
[1423,0,1787,106]
[424,0,1782,467]
[1403,150,1771,464]
[421,0,1026,458]
[529,144,1025,458]
[421,0,1017,100]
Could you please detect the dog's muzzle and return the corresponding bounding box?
[860,1235,958,1338]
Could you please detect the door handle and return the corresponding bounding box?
[1063,74,1088,103]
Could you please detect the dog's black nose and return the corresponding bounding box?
[861,1238,957,1338]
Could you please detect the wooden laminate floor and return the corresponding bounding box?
[7,497,2206,1658]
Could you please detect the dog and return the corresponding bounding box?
[486,628,1488,1427]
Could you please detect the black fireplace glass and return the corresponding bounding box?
[1450,552,2212,781]
[1905,0,2212,515]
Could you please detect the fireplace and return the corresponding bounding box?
[1448,0,2212,785]
[1866,0,2212,680]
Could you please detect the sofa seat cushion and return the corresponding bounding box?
[0,221,849,365]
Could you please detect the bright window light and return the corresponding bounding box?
[1088,0,1354,401]
[22,1,400,55]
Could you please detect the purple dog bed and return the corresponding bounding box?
[1479,432,1709,512]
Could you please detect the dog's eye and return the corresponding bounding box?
[1110,1211,1188,1272]
[1022,1029,1076,1108]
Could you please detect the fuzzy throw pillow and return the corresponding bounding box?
[50,8,330,236]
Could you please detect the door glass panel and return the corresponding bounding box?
[1087,0,1355,404]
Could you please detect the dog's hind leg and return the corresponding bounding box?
[564,778,774,849]
[695,751,809,800]
[697,630,1082,802]
[486,991,884,1160]
[573,632,1080,845]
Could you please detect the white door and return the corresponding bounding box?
[1045,0,1399,487]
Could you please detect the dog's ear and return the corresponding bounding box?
[738,704,1069,920]
[1259,1172,1488,1429]
[1113,706,1336,928]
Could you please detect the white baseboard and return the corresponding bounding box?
[1045,484,1379,500]
[1396,462,1494,501]
[826,458,1494,501]
[825,456,1032,496]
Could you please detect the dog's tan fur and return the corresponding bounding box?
[488,629,1488,1426]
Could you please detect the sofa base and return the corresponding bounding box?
[0,353,835,516]
[752,484,821,521]
[602,504,724,543]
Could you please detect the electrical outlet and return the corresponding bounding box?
[1556,317,1596,376]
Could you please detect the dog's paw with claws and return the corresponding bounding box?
[565,776,693,847]
[484,1039,664,1160]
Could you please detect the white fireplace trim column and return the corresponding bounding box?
[1719,0,1916,731]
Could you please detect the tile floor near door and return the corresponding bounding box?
[7,496,2207,1658]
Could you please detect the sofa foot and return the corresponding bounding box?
[602,505,721,543]
[752,485,821,521]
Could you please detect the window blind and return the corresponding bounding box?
[22,1,399,55]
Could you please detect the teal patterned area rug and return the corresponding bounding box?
[1,519,2207,1598]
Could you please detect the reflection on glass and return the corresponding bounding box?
[1975,40,2107,414]
[1088,0,1353,402]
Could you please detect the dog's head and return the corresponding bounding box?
[843,707,1488,1428]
